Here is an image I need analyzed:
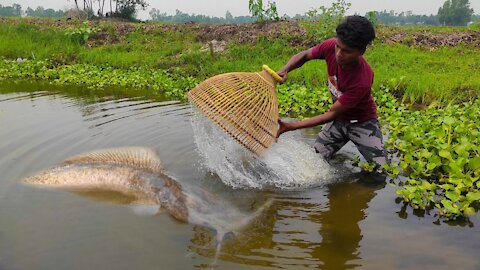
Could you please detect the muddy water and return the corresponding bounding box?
[0,81,479,270]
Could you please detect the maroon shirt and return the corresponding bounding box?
[311,38,377,123]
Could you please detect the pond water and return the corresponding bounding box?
[0,81,479,270]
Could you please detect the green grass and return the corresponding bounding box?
[366,44,480,103]
[378,24,479,35]
[0,23,79,60]
[0,17,479,104]
[78,29,202,69]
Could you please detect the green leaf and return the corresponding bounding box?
[441,199,460,215]
[426,162,437,171]
[439,149,452,160]
[418,149,432,159]
[464,207,476,216]
[468,157,480,171]
[447,178,462,185]
[421,181,436,190]
[443,116,455,125]
[440,183,454,190]
[446,191,460,202]
[466,192,480,202]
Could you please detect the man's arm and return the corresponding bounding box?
[277,100,349,138]
[277,48,316,83]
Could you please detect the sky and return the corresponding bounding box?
[2,0,480,19]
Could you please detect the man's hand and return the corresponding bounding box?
[276,101,349,139]
[276,119,291,138]
[276,70,288,84]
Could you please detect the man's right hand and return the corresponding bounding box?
[276,119,291,138]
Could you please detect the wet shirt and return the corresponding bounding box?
[311,38,377,123]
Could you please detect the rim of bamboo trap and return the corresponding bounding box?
[188,65,283,155]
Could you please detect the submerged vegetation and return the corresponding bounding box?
[0,16,479,221]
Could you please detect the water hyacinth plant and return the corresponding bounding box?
[374,80,480,219]
[0,59,198,100]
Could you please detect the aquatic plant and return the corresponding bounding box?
[374,79,480,219]
[276,83,332,118]
[0,59,198,100]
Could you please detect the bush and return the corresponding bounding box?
[300,0,351,41]
[248,0,280,23]
[64,21,98,45]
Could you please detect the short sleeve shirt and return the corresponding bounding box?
[311,38,377,122]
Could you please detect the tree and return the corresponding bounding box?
[0,3,22,16]
[149,9,255,24]
[113,0,148,20]
[26,6,65,18]
[301,0,351,41]
[372,10,439,25]
[248,0,280,22]
[66,0,148,20]
[438,0,474,26]
[225,10,233,23]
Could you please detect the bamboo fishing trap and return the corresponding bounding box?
[188,65,283,155]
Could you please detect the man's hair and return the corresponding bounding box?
[336,15,376,51]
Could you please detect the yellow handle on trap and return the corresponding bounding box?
[262,65,283,84]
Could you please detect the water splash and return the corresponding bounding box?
[191,111,337,189]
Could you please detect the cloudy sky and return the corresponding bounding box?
[2,0,479,19]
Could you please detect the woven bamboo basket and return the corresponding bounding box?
[188,65,283,155]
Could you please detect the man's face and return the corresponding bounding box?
[335,38,364,67]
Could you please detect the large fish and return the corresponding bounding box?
[23,147,271,229]
[23,147,272,267]
[23,147,190,221]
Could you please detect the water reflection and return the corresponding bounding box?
[185,176,385,269]
[311,180,385,269]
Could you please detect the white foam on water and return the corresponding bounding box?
[191,112,337,190]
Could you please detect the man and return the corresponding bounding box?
[276,15,388,169]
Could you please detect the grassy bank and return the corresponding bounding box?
[0,17,479,103]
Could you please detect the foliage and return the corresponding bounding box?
[113,0,148,21]
[438,0,474,26]
[365,43,480,104]
[1,18,480,103]
[469,21,480,29]
[65,22,99,45]
[248,0,280,23]
[0,4,22,16]
[0,59,198,100]
[365,11,379,27]
[277,84,331,118]
[300,0,351,41]
[65,0,147,20]
[149,9,256,24]
[26,7,65,18]
[372,10,439,25]
[372,79,480,219]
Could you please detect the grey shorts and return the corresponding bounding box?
[314,119,388,166]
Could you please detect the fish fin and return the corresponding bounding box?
[63,147,163,174]
[130,204,162,216]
